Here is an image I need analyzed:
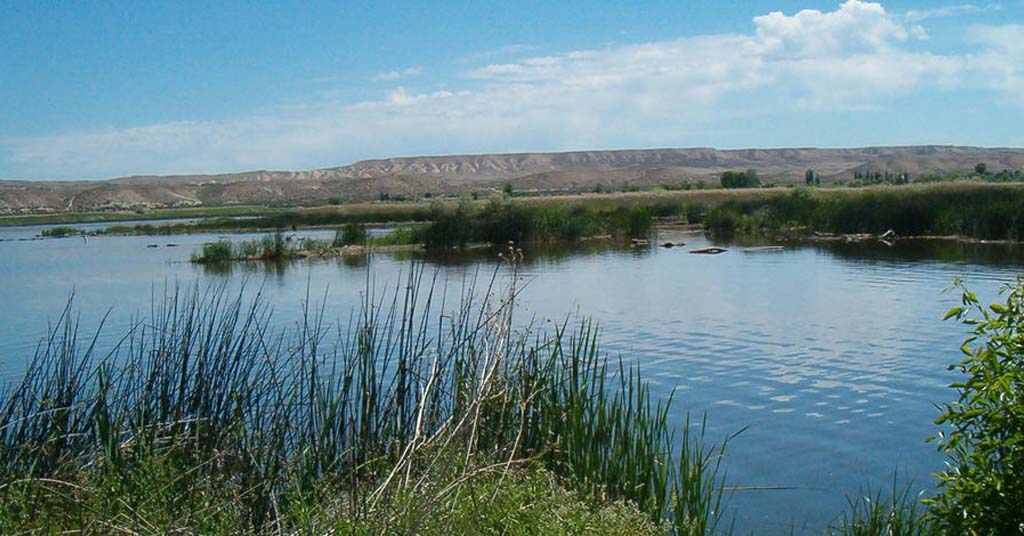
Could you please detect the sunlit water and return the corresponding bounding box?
[2,222,1023,533]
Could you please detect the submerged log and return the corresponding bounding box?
[689,247,728,255]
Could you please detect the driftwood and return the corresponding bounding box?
[689,247,728,255]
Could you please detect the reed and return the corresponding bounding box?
[705,183,1024,240]
[0,258,731,534]
[190,232,299,263]
[826,480,939,536]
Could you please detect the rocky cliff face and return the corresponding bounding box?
[3,146,1023,214]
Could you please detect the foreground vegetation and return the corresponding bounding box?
[827,276,1024,534]
[5,245,1024,533]
[0,262,733,534]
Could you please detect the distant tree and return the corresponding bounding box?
[503,181,513,195]
[378,192,390,202]
[975,162,988,175]
[720,170,761,189]
[805,169,815,186]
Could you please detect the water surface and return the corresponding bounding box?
[2,225,1022,533]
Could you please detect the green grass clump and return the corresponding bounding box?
[372,226,421,246]
[191,239,234,262]
[190,232,299,263]
[827,481,939,536]
[39,226,85,238]
[0,263,733,534]
[340,465,660,535]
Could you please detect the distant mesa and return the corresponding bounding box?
[2,145,1023,214]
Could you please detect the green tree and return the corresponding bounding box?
[503,181,514,196]
[720,170,760,189]
[805,169,815,186]
[975,162,988,175]
[929,277,1024,533]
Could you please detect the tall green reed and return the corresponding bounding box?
[1,257,731,533]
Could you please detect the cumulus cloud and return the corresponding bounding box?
[3,1,1023,179]
[753,0,915,57]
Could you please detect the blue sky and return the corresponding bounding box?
[1,1,1022,180]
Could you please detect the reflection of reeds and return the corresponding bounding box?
[1,261,732,533]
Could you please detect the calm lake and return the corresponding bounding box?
[2,222,1023,533]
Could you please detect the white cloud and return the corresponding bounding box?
[370,66,424,81]
[457,44,537,63]
[753,0,915,57]
[3,1,1024,179]
[905,3,1001,22]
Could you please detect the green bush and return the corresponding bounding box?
[720,170,760,189]
[335,222,367,246]
[928,276,1024,532]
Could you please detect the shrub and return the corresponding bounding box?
[720,170,760,189]
[928,277,1024,532]
[335,222,367,246]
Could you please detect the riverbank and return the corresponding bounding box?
[12,183,1024,248]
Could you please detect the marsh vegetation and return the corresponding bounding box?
[0,263,733,534]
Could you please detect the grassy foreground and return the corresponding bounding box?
[0,261,732,535]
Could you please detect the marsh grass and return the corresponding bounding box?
[39,226,85,238]
[191,232,299,263]
[0,258,732,534]
[418,198,659,248]
[826,480,939,536]
[706,183,1024,240]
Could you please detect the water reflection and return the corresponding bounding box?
[192,239,652,276]
[808,237,1024,266]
